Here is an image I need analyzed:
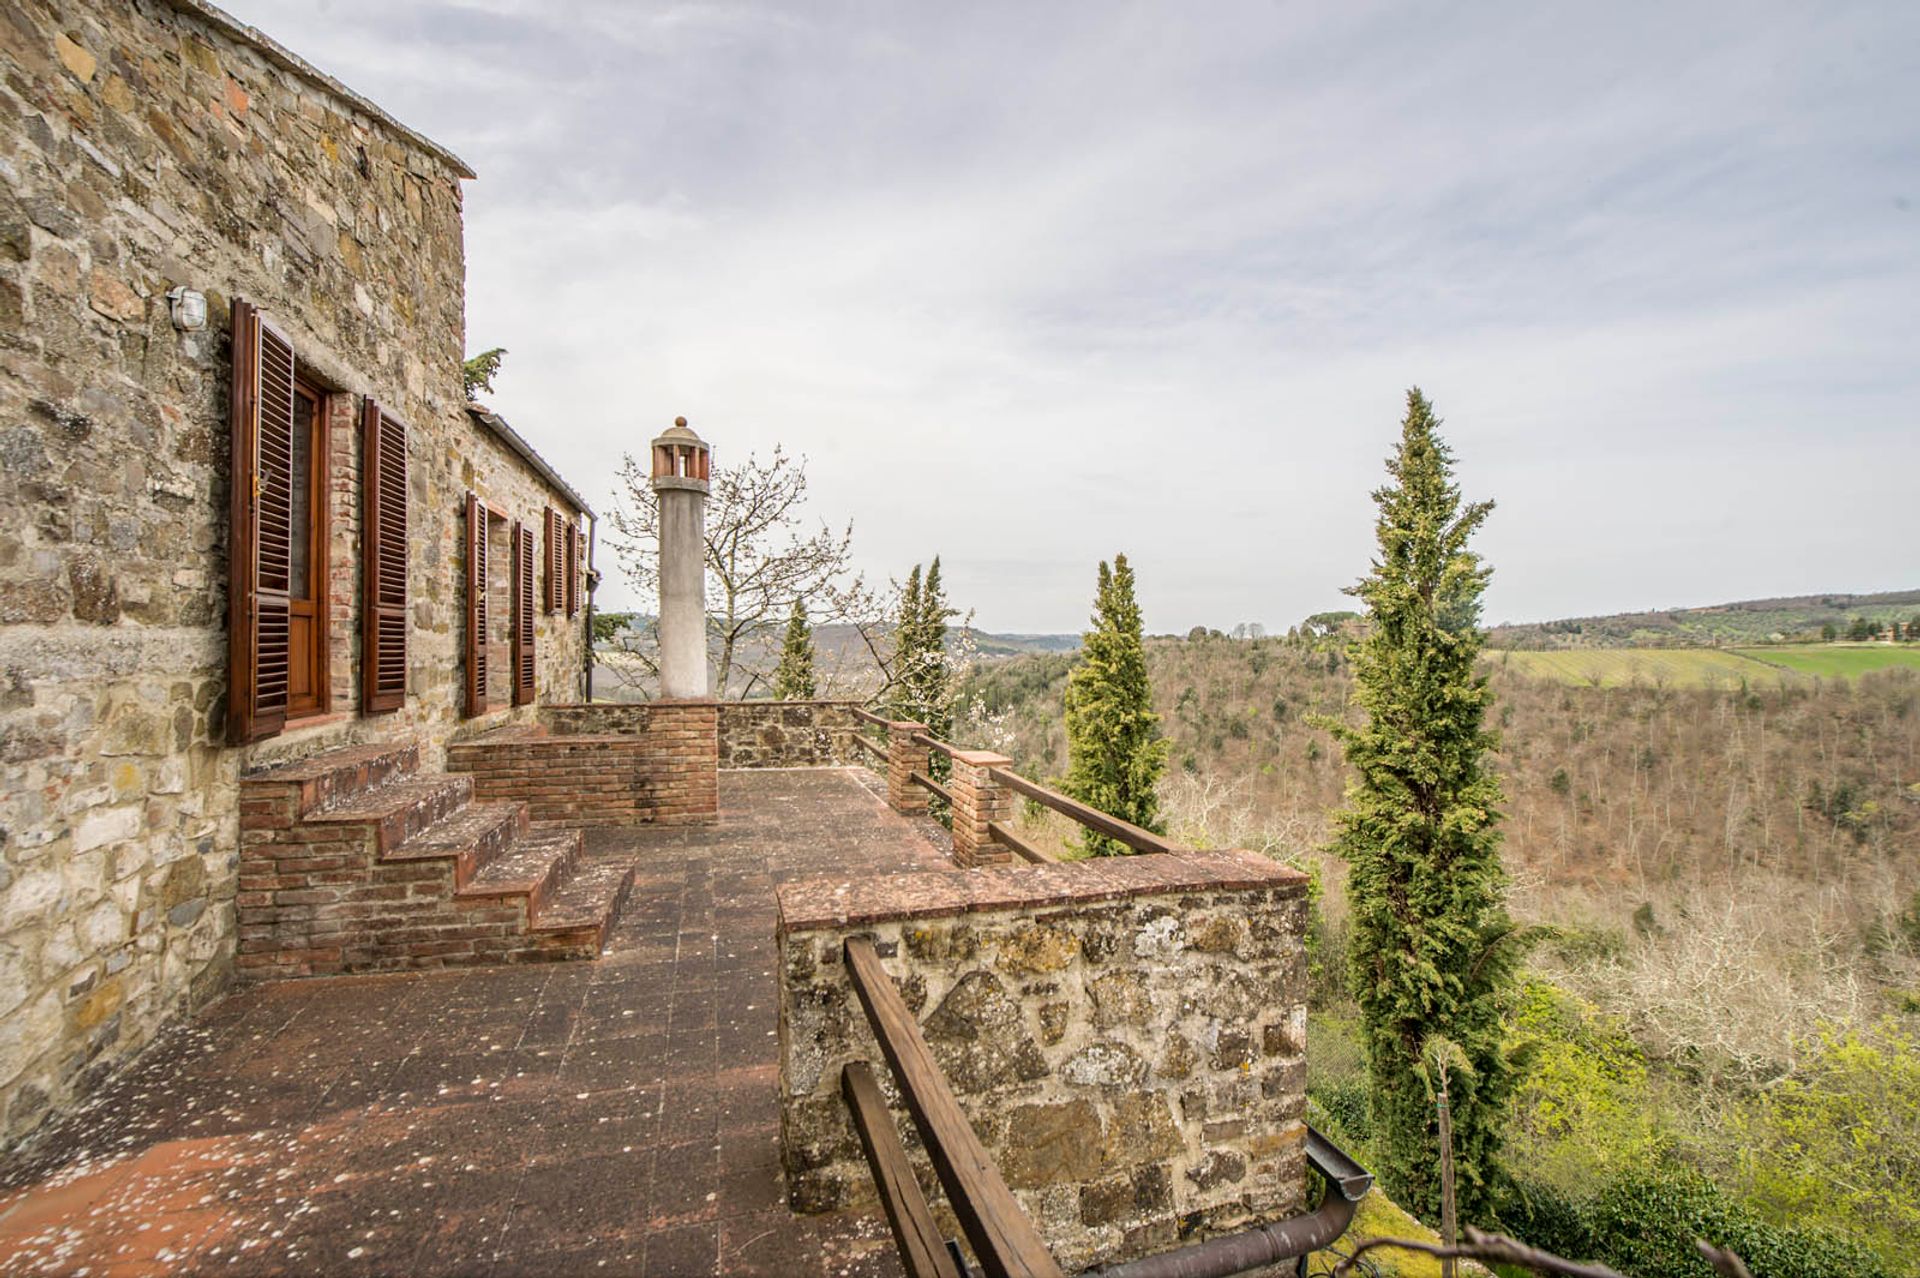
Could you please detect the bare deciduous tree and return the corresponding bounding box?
[607,445,863,698]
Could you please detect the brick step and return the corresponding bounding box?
[457,828,582,918]
[304,776,474,853]
[530,852,636,947]
[241,739,423,818]
[385,801,529,888]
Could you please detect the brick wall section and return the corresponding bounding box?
[884,720,931,814]
[776,850,1311,1272]
[716,701,860,768]
[445,702,718,826]
[947,749,1015,868]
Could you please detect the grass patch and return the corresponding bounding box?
[1731,644,1920,678]
[1309,1191,1495,1277]
[1492,648,1793,689]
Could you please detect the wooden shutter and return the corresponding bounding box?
[360,399,408,713]
[565,520,580,617]
[465,492,489,717]
[512,522,536,706]
[227,299,294,744]
[543,507,562,614]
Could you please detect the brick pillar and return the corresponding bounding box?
[948,750,1015,868]
[885,720,930,814]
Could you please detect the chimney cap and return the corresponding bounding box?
[651,417,711,490]
[654,417,705,448]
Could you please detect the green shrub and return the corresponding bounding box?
[1730,1020,1920,1272]
[1506,981,1668,1196]
[1584,1167,1893,1278]
[1310,1075,1372,1145]
[1492,1178,1592,1264]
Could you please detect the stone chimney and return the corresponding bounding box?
[650,418,711,699]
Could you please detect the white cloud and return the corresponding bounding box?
[227,0,1920,630]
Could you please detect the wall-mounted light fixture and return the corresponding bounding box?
[166,286,207,331]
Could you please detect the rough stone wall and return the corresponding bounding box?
[0,0,588,1145]
[776,851,1311,1272]
[447,703,719,826]
[716,700,859,768]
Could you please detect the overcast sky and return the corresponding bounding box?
[225,0,1918,634]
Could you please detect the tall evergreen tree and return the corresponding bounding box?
[891,558,958,733]
[915,557,956,738]
[1063,554,1167,856]
[890,565,924,722]
[773,598,816,699]
[1321,389,1515,1222]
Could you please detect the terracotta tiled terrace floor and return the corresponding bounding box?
[0,769,956,1277]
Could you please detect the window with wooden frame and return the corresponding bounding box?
[360,400,408,713]
[228,299,332,742]
[543,507,563,614]
[512,521,536,705]
[464,492,490,717]
[565,519,581,617]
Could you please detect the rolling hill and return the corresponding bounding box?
[1488,589,1920,649]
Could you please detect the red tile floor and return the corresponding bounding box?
[0,769,956,1276]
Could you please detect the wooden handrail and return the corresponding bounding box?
[909,770,952,805]
[852,706,889,727]
[988,821,1053,864]
[909,731,956,760]
[846,718,1173,858]
[986,767,1174,855]
[842,1062,966,1278]
[851,732,886,760]
[844,938,1064,1278]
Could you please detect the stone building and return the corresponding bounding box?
[0,0,599,1146]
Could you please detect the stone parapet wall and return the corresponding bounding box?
[776,850,1311,1272]
[447,703,718,825]
[716,700,860,769]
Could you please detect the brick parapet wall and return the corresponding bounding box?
[446,702,718,825]
[716,701,860,768]
[884,720,931,814]
[776,850,1311,1272]
[948,749,1014,868]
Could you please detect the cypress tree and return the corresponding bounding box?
[890,565,924,722]
[892,558,957,733]
[916,557,956,738]
[1322,388,1515,1222]
[773,598,816,699]
[1064,554,1167,856]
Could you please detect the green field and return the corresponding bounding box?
[1494,645,1920,688]
[1733,645,1920,678]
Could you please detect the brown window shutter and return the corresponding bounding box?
[360,399,408,713]
[543,506,562,614]
[465,492,489,717]
[512,522,536,706]
[565,520,580,617]
[227,299,293,744]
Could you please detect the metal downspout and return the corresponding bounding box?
[583,512,597,702]
[1080,1127,1373,1278]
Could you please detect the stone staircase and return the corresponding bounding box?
[237,739,634,977]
